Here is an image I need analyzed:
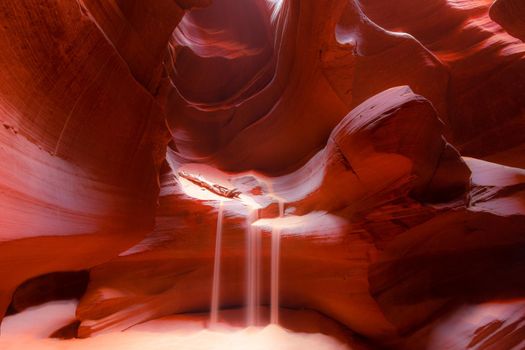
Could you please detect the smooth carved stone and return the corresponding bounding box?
[79,0,210,92]
[164,0,449,175]
[10,271,89,314]
[76,87,468,341]
[359,0,525,157]
[368,159,525,348]
[490,0,525,42]
[0,0,170,325]
[0,1,524,349]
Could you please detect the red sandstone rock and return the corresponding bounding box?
[9,271,89,314]
[79,0,210,92]
[164,0,449,174]
[490,0,525,42]
[0,1,524,349]
[75,87,469,343]
[0,0,174,325]
[359,0,525,157]
[368,158,525,348]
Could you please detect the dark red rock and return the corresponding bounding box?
[359,0,525,157]
[164,0,449,174]
[490,0,525,42]
[10,271,89,313]
[49,320,81,339]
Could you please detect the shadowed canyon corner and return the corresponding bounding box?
[0,0,525,349]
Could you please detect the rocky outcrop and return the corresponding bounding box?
[490,0,525,42]
[76,87,471,344]
[79,0,211,92]
[164,0,449,174]
[359,0,525,157]
[0,0,193,324]
[369,157,525,349]
[8,271,89,314]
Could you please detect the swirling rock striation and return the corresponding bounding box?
[0,1,525,349]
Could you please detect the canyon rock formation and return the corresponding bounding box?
[1,1,525,349]
[490,0,525,42]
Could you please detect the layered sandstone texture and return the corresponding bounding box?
[1,1,525,349]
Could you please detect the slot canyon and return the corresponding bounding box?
[1,0,525,349]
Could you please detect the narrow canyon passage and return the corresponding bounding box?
[1,0,525,349]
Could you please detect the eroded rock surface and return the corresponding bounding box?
[490,0,525,42]
[77,87,472,346]
[0,0,196,324]
[1,1,525,349]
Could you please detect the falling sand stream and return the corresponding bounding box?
[210,201,224,326]
[210,198,285,327]
[0,169,349,350]
[246,209,260,326]
[270,199,284,324]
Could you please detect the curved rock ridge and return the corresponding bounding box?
[0,0,199,326]
[76,87,473,345]
[490,0,525,42]
[164,0,449,174]
[359,0,525,157]
[171,0,275,104]
[0,1,524,349]
[369,157,525,349]
[78,0,211,93]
